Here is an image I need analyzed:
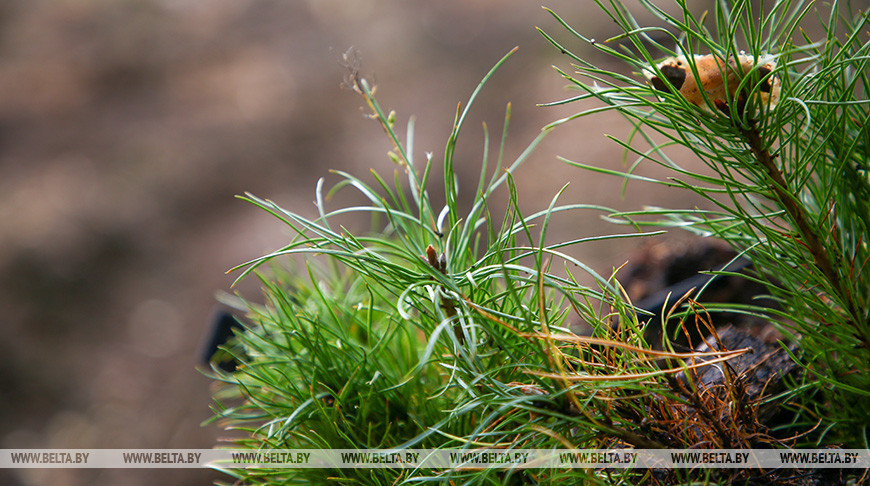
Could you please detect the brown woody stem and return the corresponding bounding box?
[740,127,857,322]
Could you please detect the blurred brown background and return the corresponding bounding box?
[0,1,716,485]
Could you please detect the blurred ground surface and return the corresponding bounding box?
[0,1,717,485]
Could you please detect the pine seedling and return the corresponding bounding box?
[205,49,668,484]
[541,0,869,447]
[205,1,870,484]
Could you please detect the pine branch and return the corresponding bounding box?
[741,125,868,350]
[741,127,848,309]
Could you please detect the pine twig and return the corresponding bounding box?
[741,126,861,329]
